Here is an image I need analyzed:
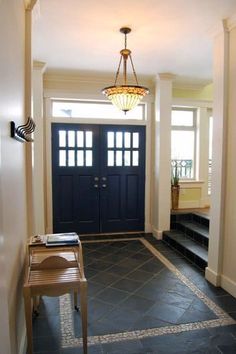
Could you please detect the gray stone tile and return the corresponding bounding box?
[145,302,186,324]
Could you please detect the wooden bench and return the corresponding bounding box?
[23,237,87,354]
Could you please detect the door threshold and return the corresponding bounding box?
[79,231,144,238]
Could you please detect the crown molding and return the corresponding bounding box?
[208,14,236,38]
[33,61,47,72]
[207,19,229,38]
[227,13,236,31]
[43,70,154,89]
[157,73,176,81]
[24,0,38,10]
[172,81,212,90]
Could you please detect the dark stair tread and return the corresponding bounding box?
[193,211,210,220]
[163,231,208,262]
[178,220,209,238]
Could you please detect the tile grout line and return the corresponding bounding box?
[141,238,235,320]
[59,237,236,349]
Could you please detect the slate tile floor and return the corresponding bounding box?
[32,235,236,354]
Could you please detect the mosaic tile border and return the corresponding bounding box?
[59,237,236,348]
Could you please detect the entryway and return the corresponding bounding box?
[51,123,146,234]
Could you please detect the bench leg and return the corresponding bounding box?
[80,282,87,354]
[74,291,79,311]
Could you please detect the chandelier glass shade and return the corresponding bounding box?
[102,28,149,113]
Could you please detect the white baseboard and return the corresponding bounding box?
[145,223,152,233]
[221,274,236,298]
[152,227,163,240]
[19,325,27,354]
[205,267,221,286]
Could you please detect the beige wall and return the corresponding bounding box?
[173,83,213,101]
[0,0,28,353]
[221,26,236,295]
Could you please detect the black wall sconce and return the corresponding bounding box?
[10,117,35,142]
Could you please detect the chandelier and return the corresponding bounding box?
[102,27,149,113]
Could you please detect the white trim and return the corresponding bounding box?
[19,326,27,354]
[24,0,37,10]
[221,274,236,298]
[207,18,229,289]
[44,71,154,86]
[172,97,212,108]
[44,97,152,234]
[43,89,155,104]
[144,222,152,233]
[173,81,211,90]
[227,13,236,31]
[158,73,176,81]
[205,267,221,287]
[33,60,47,72]
[180,180,204,185]
[152,227,163,240]
[50,116,147,126]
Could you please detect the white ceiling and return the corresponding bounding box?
[32,0,236,85]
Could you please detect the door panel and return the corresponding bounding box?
[59,175,74,222]
[100,125,145,233]
[126,174,139,219]
[52,123,145,234]
[52,123,100,234]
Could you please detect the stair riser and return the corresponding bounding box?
[173,223,209,249]
[171,213,209,228]
[163,234,207,270]
[192,214,209,228]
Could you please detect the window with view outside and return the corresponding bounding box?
[171,109,196,179]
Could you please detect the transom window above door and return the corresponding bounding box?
[58,129,93,167]
[52,100,145,120]
[107,131,140,167]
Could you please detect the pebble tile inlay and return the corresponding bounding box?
[58,237,236,348]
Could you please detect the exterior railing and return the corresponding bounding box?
[171,159,212,194]
[171,159,193,179]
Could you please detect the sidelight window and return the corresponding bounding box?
[171,108,196,179]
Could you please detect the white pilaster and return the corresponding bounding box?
[152,73,175,238]
[33,61,47,234]
[205,20,229,286]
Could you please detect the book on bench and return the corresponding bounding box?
[46,232,79,246]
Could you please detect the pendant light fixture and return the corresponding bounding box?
[102,27,149,113]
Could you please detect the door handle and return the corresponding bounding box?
[102,184,107,188]
[94,184,99,188]
[102,177,107,181]
[94,177,99,181]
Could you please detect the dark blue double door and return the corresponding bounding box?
[52,123,145,234]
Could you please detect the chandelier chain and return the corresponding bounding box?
[114,55,123,85]
[102,27,149,113]
[129,54,139,85]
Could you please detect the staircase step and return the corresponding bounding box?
[171,211,209,229]
[163,230,208,270]
[176,220,209,248]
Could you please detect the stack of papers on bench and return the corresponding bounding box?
[46,233,79,246]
